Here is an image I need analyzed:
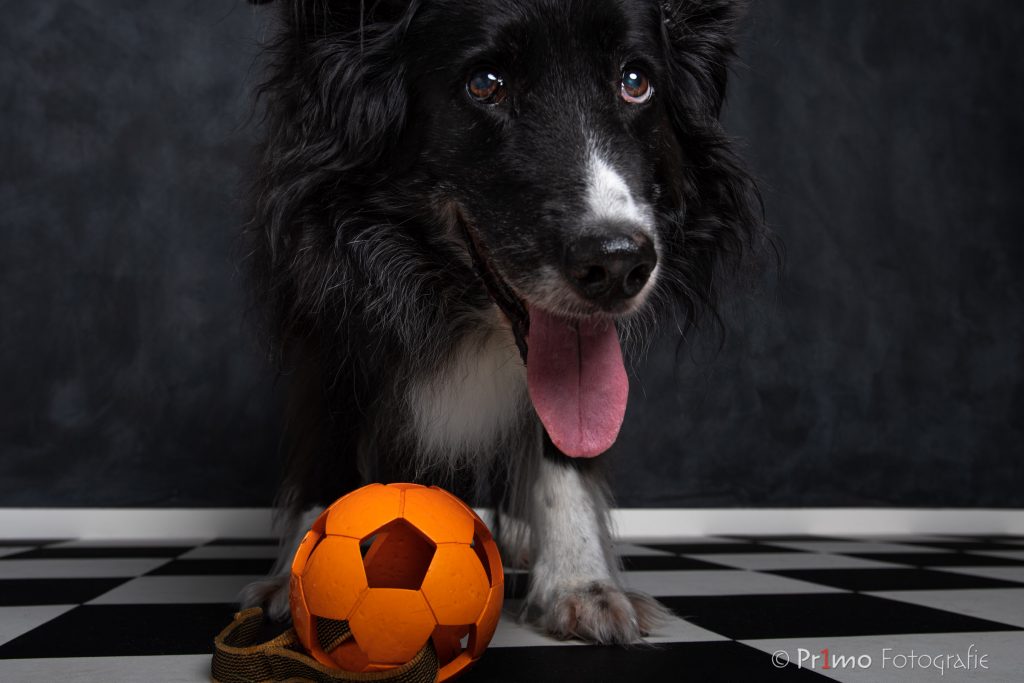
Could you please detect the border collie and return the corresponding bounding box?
[241,0,763,644]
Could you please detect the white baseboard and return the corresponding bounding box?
[0,508,276,540]
[0,508,1021,540]
[609,509,1024,538]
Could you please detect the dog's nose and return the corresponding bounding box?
[563,230,657,304]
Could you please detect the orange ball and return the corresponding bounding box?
[289,483,504,681]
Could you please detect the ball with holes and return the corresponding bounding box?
[289,483,504,681]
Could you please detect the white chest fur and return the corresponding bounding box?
[406,315,529,467]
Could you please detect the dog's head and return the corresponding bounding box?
[251,0,762,457]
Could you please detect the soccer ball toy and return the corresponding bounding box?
[289,483,504,681]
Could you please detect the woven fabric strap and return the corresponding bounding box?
[211,608,439,683]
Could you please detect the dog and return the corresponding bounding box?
[240,0,763,645]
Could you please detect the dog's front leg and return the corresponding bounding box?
[525,441,670,644]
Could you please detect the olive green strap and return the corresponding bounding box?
[211,607,439,683]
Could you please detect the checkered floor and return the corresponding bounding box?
[1,535,1023,682]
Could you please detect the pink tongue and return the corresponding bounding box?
[526,307,629,457]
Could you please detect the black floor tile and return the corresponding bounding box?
[895,541,1024,552]
[464,641,829,682]
[204,538,278,546]
[768,568,1024,592]
[723,536,846,542]
[939,535,1024,542]
[844,553,1024,567]
[0,578,130,606]
[659,593,1022,640]
[0,604,238,658]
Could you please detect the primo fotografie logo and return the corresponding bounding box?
[771,644,990,676]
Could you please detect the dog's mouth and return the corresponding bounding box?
[458,213,629,459]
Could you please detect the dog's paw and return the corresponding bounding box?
[239,574,291,621]
[535,581,671,644]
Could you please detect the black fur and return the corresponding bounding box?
[243,1,765,641]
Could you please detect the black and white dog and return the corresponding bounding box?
[241,0,763,644]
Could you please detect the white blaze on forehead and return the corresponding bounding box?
[585,148,650,228]
[574,142,661,308]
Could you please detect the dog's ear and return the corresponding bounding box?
[249,0,419,292]
[659,0,745,119]
[654,1,767,330]
[253,0,420,173]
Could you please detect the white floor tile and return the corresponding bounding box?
[0,558,167,579]
[613,543,676,557]
[684,553,899,571]
[50,539,211,548]
[0,655,210,683]
[488,614,585,648]
[643,615,728,644]
[621,570,843,596]
[488,604,725,646]
[0,605,75,647]
[178,545,279,560]
[743,631,1024,682]
[88,575,263,605]
[868,588,1024,629]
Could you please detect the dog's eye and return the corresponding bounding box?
[467,70,507,104]
[620,67,652,104]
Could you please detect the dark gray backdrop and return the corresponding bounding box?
[2,1,1022,507]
